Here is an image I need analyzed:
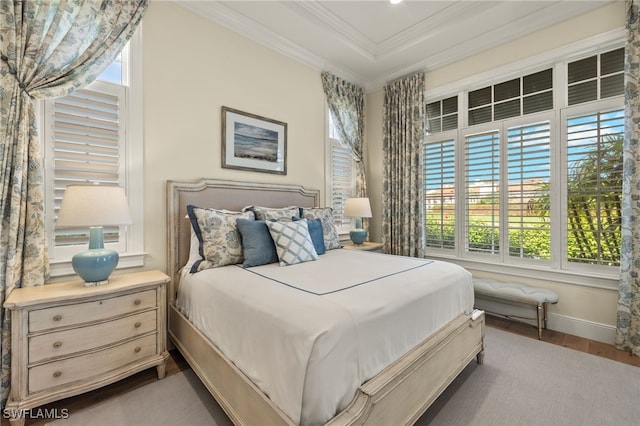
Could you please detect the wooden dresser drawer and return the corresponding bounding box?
[28,289,157,332]
[28,334,157,394]
[29,310,157,363]
[3,270,169,425]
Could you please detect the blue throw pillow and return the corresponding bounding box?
[294,217,325,255]
[236,219,279,267]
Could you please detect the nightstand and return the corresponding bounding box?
[3,270,170,426]
[342,241,384,252]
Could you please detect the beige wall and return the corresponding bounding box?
[139,1,624,342]
[364,1,625,343]
[141,2,326,272]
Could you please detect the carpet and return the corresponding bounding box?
[47,327,640,426]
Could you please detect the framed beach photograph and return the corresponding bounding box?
[221,107,287,175]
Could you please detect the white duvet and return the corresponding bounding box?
[176,249,473,426]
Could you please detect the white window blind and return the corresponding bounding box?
[566,108,623,266]
[465,131,500,255]
[52,88,124,247]
[507,121,551,260]
[330,139,355,228]
[424,139,456,249]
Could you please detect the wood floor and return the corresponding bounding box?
[21,317,640,425]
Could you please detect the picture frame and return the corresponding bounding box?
[221,106,287,175]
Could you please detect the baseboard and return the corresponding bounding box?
[547,312,616,345]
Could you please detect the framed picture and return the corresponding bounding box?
[221,106,287,175]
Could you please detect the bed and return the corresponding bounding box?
[166,178,485,426]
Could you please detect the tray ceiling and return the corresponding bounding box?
[174,1,614,92]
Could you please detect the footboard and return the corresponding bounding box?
[328,310,485,426]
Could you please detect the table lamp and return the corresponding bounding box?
[56,184,132,286]
[344,197,372,245]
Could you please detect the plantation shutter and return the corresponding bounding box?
[566,109,623,266]
[53,88,123,247]
[424,139,456,249]
[507,121,551,259]
[331,139,355,228]
[465,131,500,254]
[567,48,624,106]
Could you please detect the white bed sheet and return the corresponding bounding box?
[177,249,473,426]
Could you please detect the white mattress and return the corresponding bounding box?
[176,249,473,426]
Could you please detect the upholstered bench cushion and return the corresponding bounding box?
[473,278,558,339]
[473,278,559,306]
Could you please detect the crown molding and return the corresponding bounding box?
[174,0,366,86]
[365,1,616,93]
[286,1,377,62]
[172,1,617,94]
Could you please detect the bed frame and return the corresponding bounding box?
[166,178,485,426]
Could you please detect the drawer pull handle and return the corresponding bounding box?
[53,371,62,378]
[134,299,141,306]
[53,341,62,349]
[134,322,142,328]
[134,346,141,353]
[53,315,62,322]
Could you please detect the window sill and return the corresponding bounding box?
[49,252,146,279]
[425,253,619,291]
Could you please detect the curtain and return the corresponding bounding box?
[321,71,367,197]
[617,0,640,357]
[0,0,148,408]
[382,73,425,257]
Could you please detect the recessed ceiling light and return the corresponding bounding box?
[390,0,403,4]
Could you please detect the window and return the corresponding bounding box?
[565,108,623,267]
[424,139,455,249]
[568,48,624,105]
[465,131,500,255]
[467,68,553,126]
[507,122,551,260]
[424,43,623,282]
[426,96,458,134]
[42,30,143,276]
[327,113,356,234]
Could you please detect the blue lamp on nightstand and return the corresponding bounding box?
[344,197,372,245]
[56,184,132,286]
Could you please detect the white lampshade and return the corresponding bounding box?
[57,185,133,227]
[344,197,372,218]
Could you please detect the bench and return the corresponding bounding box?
[473,278,559,339]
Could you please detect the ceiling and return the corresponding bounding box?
[174,0,613,92]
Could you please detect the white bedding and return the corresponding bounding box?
[176,249,473,426]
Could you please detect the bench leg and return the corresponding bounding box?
[536,305,543,340]
[543,302,549,330]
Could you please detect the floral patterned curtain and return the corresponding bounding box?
[321,71,367,197]
[0,0,148,408]
[382,73,425,257]
[617,0,640,357]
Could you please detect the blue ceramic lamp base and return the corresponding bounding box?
[72,227,119,287]
[349,217,368,245]
[349,229,368,245]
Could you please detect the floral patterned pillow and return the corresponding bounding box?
[243,205,300,221]
[300,207,341,250]
[187,205,253,272]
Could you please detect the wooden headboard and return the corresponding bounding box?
[166,178,320,302]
